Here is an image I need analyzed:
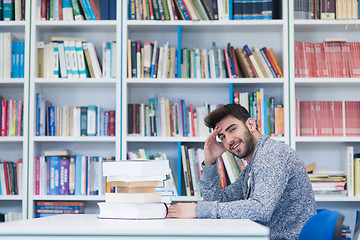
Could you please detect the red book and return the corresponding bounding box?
[341,42,351,78]
[314,101,322,136]
[189,104,195,137]
[314,42,328,77]
[89,0,100,20]
[59,0,63,20]
[108,110,115,136]
[40,0,47,20]
[233,91,239,104]
[242,48,258,78]
[1,100,8,136]
[17,100,22,136]
[349,42,360,77]
[324,42,337,77]
[35,156,40,195]
[216,157,227,189]
[296,42,307,78]
[263,46,281,78]
[231,47,240,77]
[303,42,315,78]
[332,101,344,136]
[148,0,155,20]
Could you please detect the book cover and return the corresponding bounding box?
[59,156,70,195]
[97,202,167,219]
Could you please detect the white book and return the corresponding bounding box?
[187,148,200,196]
[183,0,200,20]
[105,44,111,78]
[39,155,47,195]
[167,0,174,20]
[0,163,7,195]
[72,106,81,137]
[57,42,67,78]
[195,48,201,79]
[150,41,158,78]
[17,160,23,195]
[43,43,51,78]
[111,42,117,78]
[68,40,80,78]
[87,42,102,78]
[162,42,169,78]
[221,151,237,183]
[62,0,74,20]
[102,160,170,178]
[97,202,167,219]
[52,42,59,78]
[102,42,107,77]
[75,41,87,78]
[87,105,98,136]
[63,40,73,78]
[159,97,166,137]
[14,0,21,21]
[346,146,354,197]
[136,42,141,79]
[81,156,87,195]
[253,45,273,78]
[156,47,164,79]
[217,0,224,20]
[217,49,224,78]
[209,49,216,78]
[3,32,13,79]
[0,33,4,79]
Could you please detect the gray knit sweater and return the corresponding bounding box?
[196,135,316,240]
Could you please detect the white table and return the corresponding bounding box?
[0,214,269,239]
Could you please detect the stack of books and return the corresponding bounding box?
[308,171,347,196]
[98,159,171,219]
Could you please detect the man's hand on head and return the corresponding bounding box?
[204,126,227,166]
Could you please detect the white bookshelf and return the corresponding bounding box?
[289,0,360,232]
[0,0,31,220]
[24,0,121,219]
[121,0,289,196]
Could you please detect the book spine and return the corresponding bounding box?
[59,156,70,195]
[71,0,84,20]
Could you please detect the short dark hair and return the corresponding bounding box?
[204,103,251,129]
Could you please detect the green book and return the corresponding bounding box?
[72,0,85,20]
[152,0,161,20]
[161,0,170,20]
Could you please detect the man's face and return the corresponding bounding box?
[216,115,255,159]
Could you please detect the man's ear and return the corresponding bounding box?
[246,118,257,133]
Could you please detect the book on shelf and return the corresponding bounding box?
[34,201,84,218]
[0,159,22,196]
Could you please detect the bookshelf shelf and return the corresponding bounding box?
[0,137,24,142]
[126,78,285,85]
[0,79,25,84]
[295,137,360,143]
[0,196,23,200]
[34,20,117,27]
[32,195,105,201]
[34,78,117,84]
[127,19,285,26]
[33,136,117,142]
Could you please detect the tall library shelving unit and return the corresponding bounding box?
[0,0,31,220]
[289,1,360,229]
[25,0,121,218]
[121,0,288,201]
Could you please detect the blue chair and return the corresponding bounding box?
[298,209,344,240]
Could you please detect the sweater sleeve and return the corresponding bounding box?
[196,148,290,225]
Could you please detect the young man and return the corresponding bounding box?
[167,103,316,240]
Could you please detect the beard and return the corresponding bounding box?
[229,126,256,159]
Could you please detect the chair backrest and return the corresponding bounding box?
[298,209,344,240]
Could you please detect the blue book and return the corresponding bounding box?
[106,42,113,78]
[128,0,136,20]
[263,98,268,136]
[150,41,158,78]
[35,205,82,210]
[35,93,41,136]
[182,99,187,136]
[109,0,116,20]
[84,0,96,20]
[49,106,56,136]
[19,42,24,78]
[53,43,59,77]
[3,0,14,21]
[212,42,219,78]
[100,0,109,20]
[175,0,190,20]
[48,156,60,195]
[87,105,98,136]
[62,0,74,20]
[259,47,277,77]
[11,42,18,78]
[0,0,3,20]
[100,111,105,136]
[74,155,82,195]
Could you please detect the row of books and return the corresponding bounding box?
[308,171,347,196]
[40,0,99,21]
[0,32,21,79]
[0,0,25,21]
[128,97,217,138]
[0,159,23,195]
[233,90,284,137]
[129,0,279,21]
[99,160,171,219]
[35,93,115,137]
[295,41,360,78]
[0,212,22,222]
[34,201,84,218]
[0,99,23,137]
[38,38,116,79]
[180,145,203,196]
[297,100,360,137]
[34,150,110,196]
[294,0,359,20]
[217,151,247,188]
[128,40,283,79]
[129,0,221,20]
